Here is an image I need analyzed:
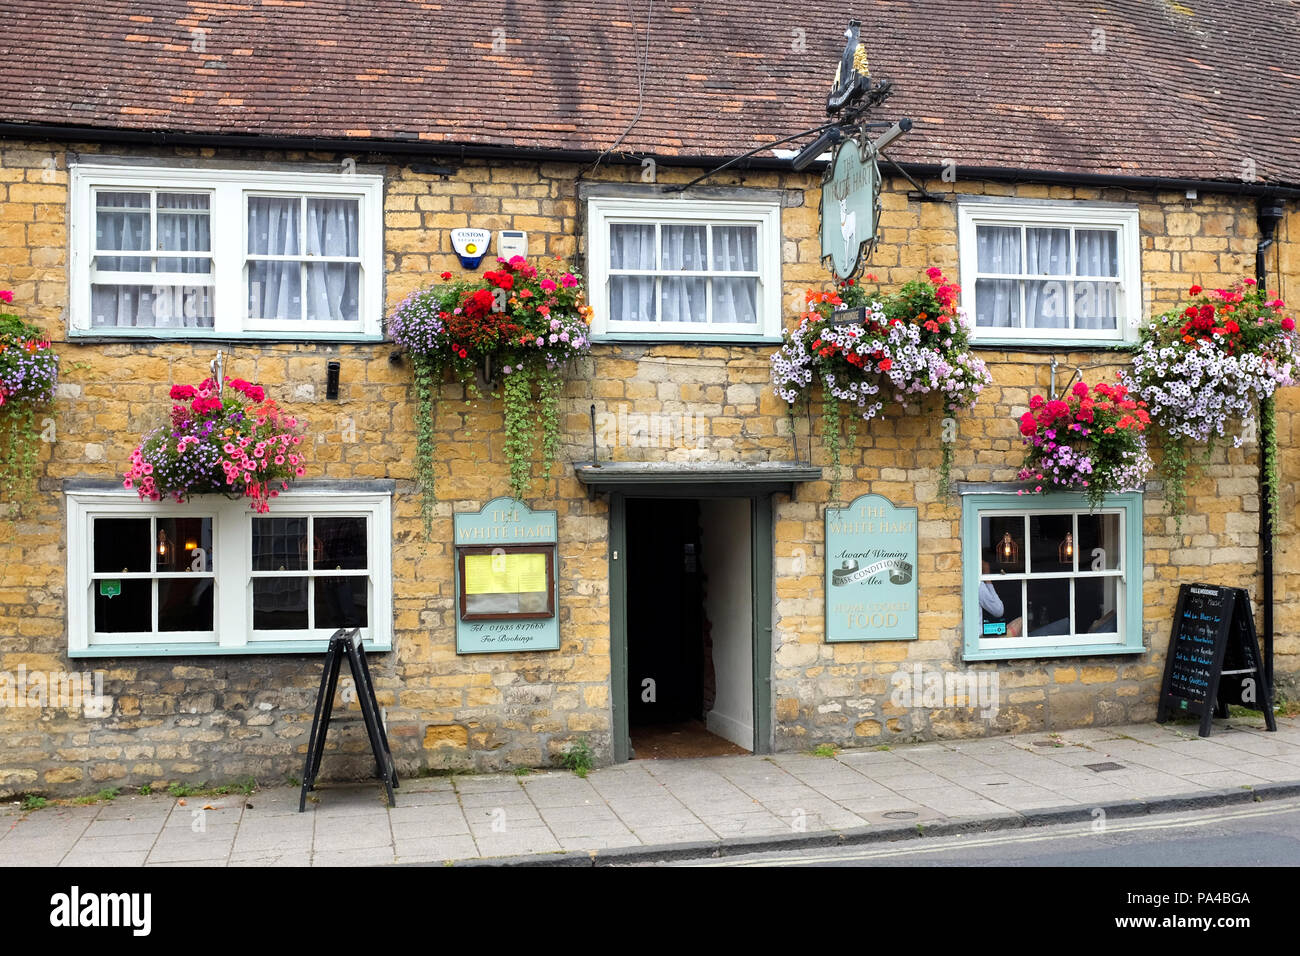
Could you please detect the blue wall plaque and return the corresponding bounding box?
[825,493,918,642]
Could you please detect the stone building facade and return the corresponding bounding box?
[0,132,1297,795]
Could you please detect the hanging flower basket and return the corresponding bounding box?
[0,290,58,506]
[1016,379,1153,508]
[769,268,991,495]
[1122,279,1296,523]
[124,376,308,513]
[388,255,592,531]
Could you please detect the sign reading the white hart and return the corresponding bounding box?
[825,493,918,642]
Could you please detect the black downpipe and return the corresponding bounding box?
[1256,200,1285,692]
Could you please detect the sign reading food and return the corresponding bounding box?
[825,493,918,642]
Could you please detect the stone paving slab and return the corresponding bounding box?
[3,716,1299,866]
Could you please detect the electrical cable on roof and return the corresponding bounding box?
[583,0,654,179]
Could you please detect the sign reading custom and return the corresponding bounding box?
[453,497,559,654]
[820,134,879,280]
[825,493,917,642]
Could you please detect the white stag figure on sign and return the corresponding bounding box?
[839,197,857,253]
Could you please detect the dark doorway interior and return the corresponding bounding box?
[625,497,752,758]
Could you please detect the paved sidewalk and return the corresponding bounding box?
[3,716,1299,867]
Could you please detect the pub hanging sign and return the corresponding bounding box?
[820,134,880,281]
[453,497,559,654]
[825,493,918,642]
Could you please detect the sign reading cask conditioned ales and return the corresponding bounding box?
[825,493,917,642]
[453,497,559,654]
[1157,583,1276,737]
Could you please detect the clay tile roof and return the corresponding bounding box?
[2,0,1299,186]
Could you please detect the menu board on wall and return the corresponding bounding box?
[824,493,918,642]
[453,498,559,654]
[1156,584,1276,736]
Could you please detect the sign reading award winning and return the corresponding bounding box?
[820,135,879,280]
[825,493,917,642]
[453,497,559,654]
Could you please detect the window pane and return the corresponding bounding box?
[315,517,367,570]
[94,518,151,573]
[91,284,215,329]
[158,578,214,632]
[253,578,308,629]
[1076,577,1120,636]
[247,196,300,256]
[1073,280,1119,331]
[1026,227,1070,275]
[711,225,757,271]
[1029,513,1074,572]
[979,576,1023,638]
[156,517,213,572]
[1075,229,1118,277]
[157,193,211,254]
[95,192,150,259]
[610,224,655,269]
[976,225,1020,272]
[248,261,302,321]
[1025,577,1071,637]
[610,276,656,322]
[252,517,307,571]
[306,198,359,257]
[305,262,360,322]
[1078,512,1122,570]
[315,576,369,629]
[661,224,707,271]
[713,277,758,324]
[1025,279,1069,329]
[974,278,1019,328]
[93,578,152,633]
[981,515,1024,573]
[661,277,707,323]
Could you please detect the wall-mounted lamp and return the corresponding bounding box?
[326,361,341,400]
[1059,532,1074,564]
[157,528,171,561]
[998,532,1019,566]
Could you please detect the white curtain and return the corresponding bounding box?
[247,197,302,322]
[608,222,759,325]
[975,225,1120,331]
[974,225,1020,328]
[91,191,213,328]
[305,198,360,322]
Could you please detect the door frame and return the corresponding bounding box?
[609,489,774,761]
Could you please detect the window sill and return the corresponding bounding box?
[68,329,387,345]
[969,337,1136,352]
[592,332,782,345]
[70,639,392,658]
[962,642,1145,663]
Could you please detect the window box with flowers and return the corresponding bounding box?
[0,290,59,509]
[769,268,992,495]
[388,256,593,531]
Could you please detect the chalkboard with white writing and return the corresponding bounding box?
[1157,584,1276,737]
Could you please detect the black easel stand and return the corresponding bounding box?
[299,627,398,810]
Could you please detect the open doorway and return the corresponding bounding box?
[625,497,754,759]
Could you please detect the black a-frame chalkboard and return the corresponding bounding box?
[1157,584,1277,737]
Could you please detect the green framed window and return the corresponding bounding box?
[961,491,1145,661]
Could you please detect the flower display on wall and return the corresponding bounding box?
[770,268,991,494]
[389,256,592,528]
[0,290,59,506]
[1016,379,1153,508]
[1123,279,1296,524]
[124,376,307,513]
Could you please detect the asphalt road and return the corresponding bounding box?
[661,798,1300,867]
